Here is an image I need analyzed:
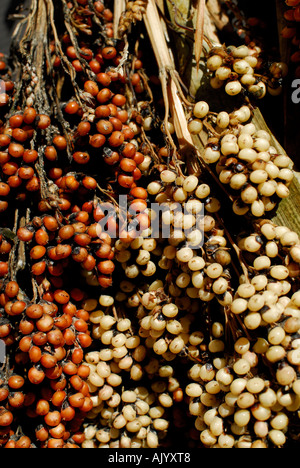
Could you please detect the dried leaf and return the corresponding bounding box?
[194,0,205,71]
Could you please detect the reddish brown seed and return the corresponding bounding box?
[84,80,99,97]
[8,375,25,390]
[53,289,70,304]
[96,88,113,104]
[23,107,37,125]
[2,161,18,176]
[36,399,50,416]
[23,149,38,164]
[53,135,68,151]
[29,346,42,363]
[44,410,61,427]
[73,151,90,164]
[118,174,134,188]
[101,46,117,60]
[8,391,25,409]
[112,94,126,107]
[47,329,65,347]
[95,104,111,118]
[35,228,49,246]
[60,405,75,422]
[17,226,35,242]
[89,134,106,148]
[15,436,31,448]
[108,131,124,147]
[9,114,23,128]
[10,301,27,316]
[65,101,80,115]
[82,176,97,190]
[40,354,58,369]
[120,158,137,173]
[19,318,34,335]
[31,261,47,276]
[30,245,46,260]
[8,142,24,158]
[77,121,91,137]
[0,408,13,426]
[19,336,32,352]
[43,215,59,232]
[36,314,55,332]
[0,134,11,147]
[44,146,58,161]
[52,390,67,408]
[0,182,10,197]
[36,114,51,130]
[35,425,49,442]
[68,392,85,408]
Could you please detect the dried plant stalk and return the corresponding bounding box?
[143,0,198,167]
[195,0,205,71]
[114,0,126,38]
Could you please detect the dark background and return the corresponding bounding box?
[0,0,29,55]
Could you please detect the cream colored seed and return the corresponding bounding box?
[248,294,265,312]
[234,409,251,427]
[246,377,265,394]
[237,392,255,408]
[186,383,203,398]
[169,336,185,354]
[241,186,258,204]
[238,133,253,149]
[195,184,210,199]
[203,147,221,164]
[215,66,231,81]
[251,404,271,421]
[216,111,230,128]
[225,80,242,95]
[234,337,250,354]
[230,173,248,190]
[271,413,289,430]
[211,322,224,338]
[221,140,239,156]
[233,59,252,74]
[188,119,203,135]
[233,358,251,375]
[238,148,258,163]
[276,364,296,386]
[234,106,251,123]
[153,338,168,355]
[194,100,209,118]
[183,175,199,192]
[160,170,176,184]
[216,367,233,386]
[230,378,247,395]
[188,256,205,271]
[218,434,235,448]
[270,265,289,280]
[206,262,223,279]
[231,298,248,314]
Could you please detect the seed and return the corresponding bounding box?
[207,54,223,71]
[188,119,203,134]
[233,358,251,375]
[234,409,251,427]
[268,430,286,446]
[225,80,242,95]
[194,101,209,118]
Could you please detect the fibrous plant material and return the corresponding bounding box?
[0,0,299,449]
